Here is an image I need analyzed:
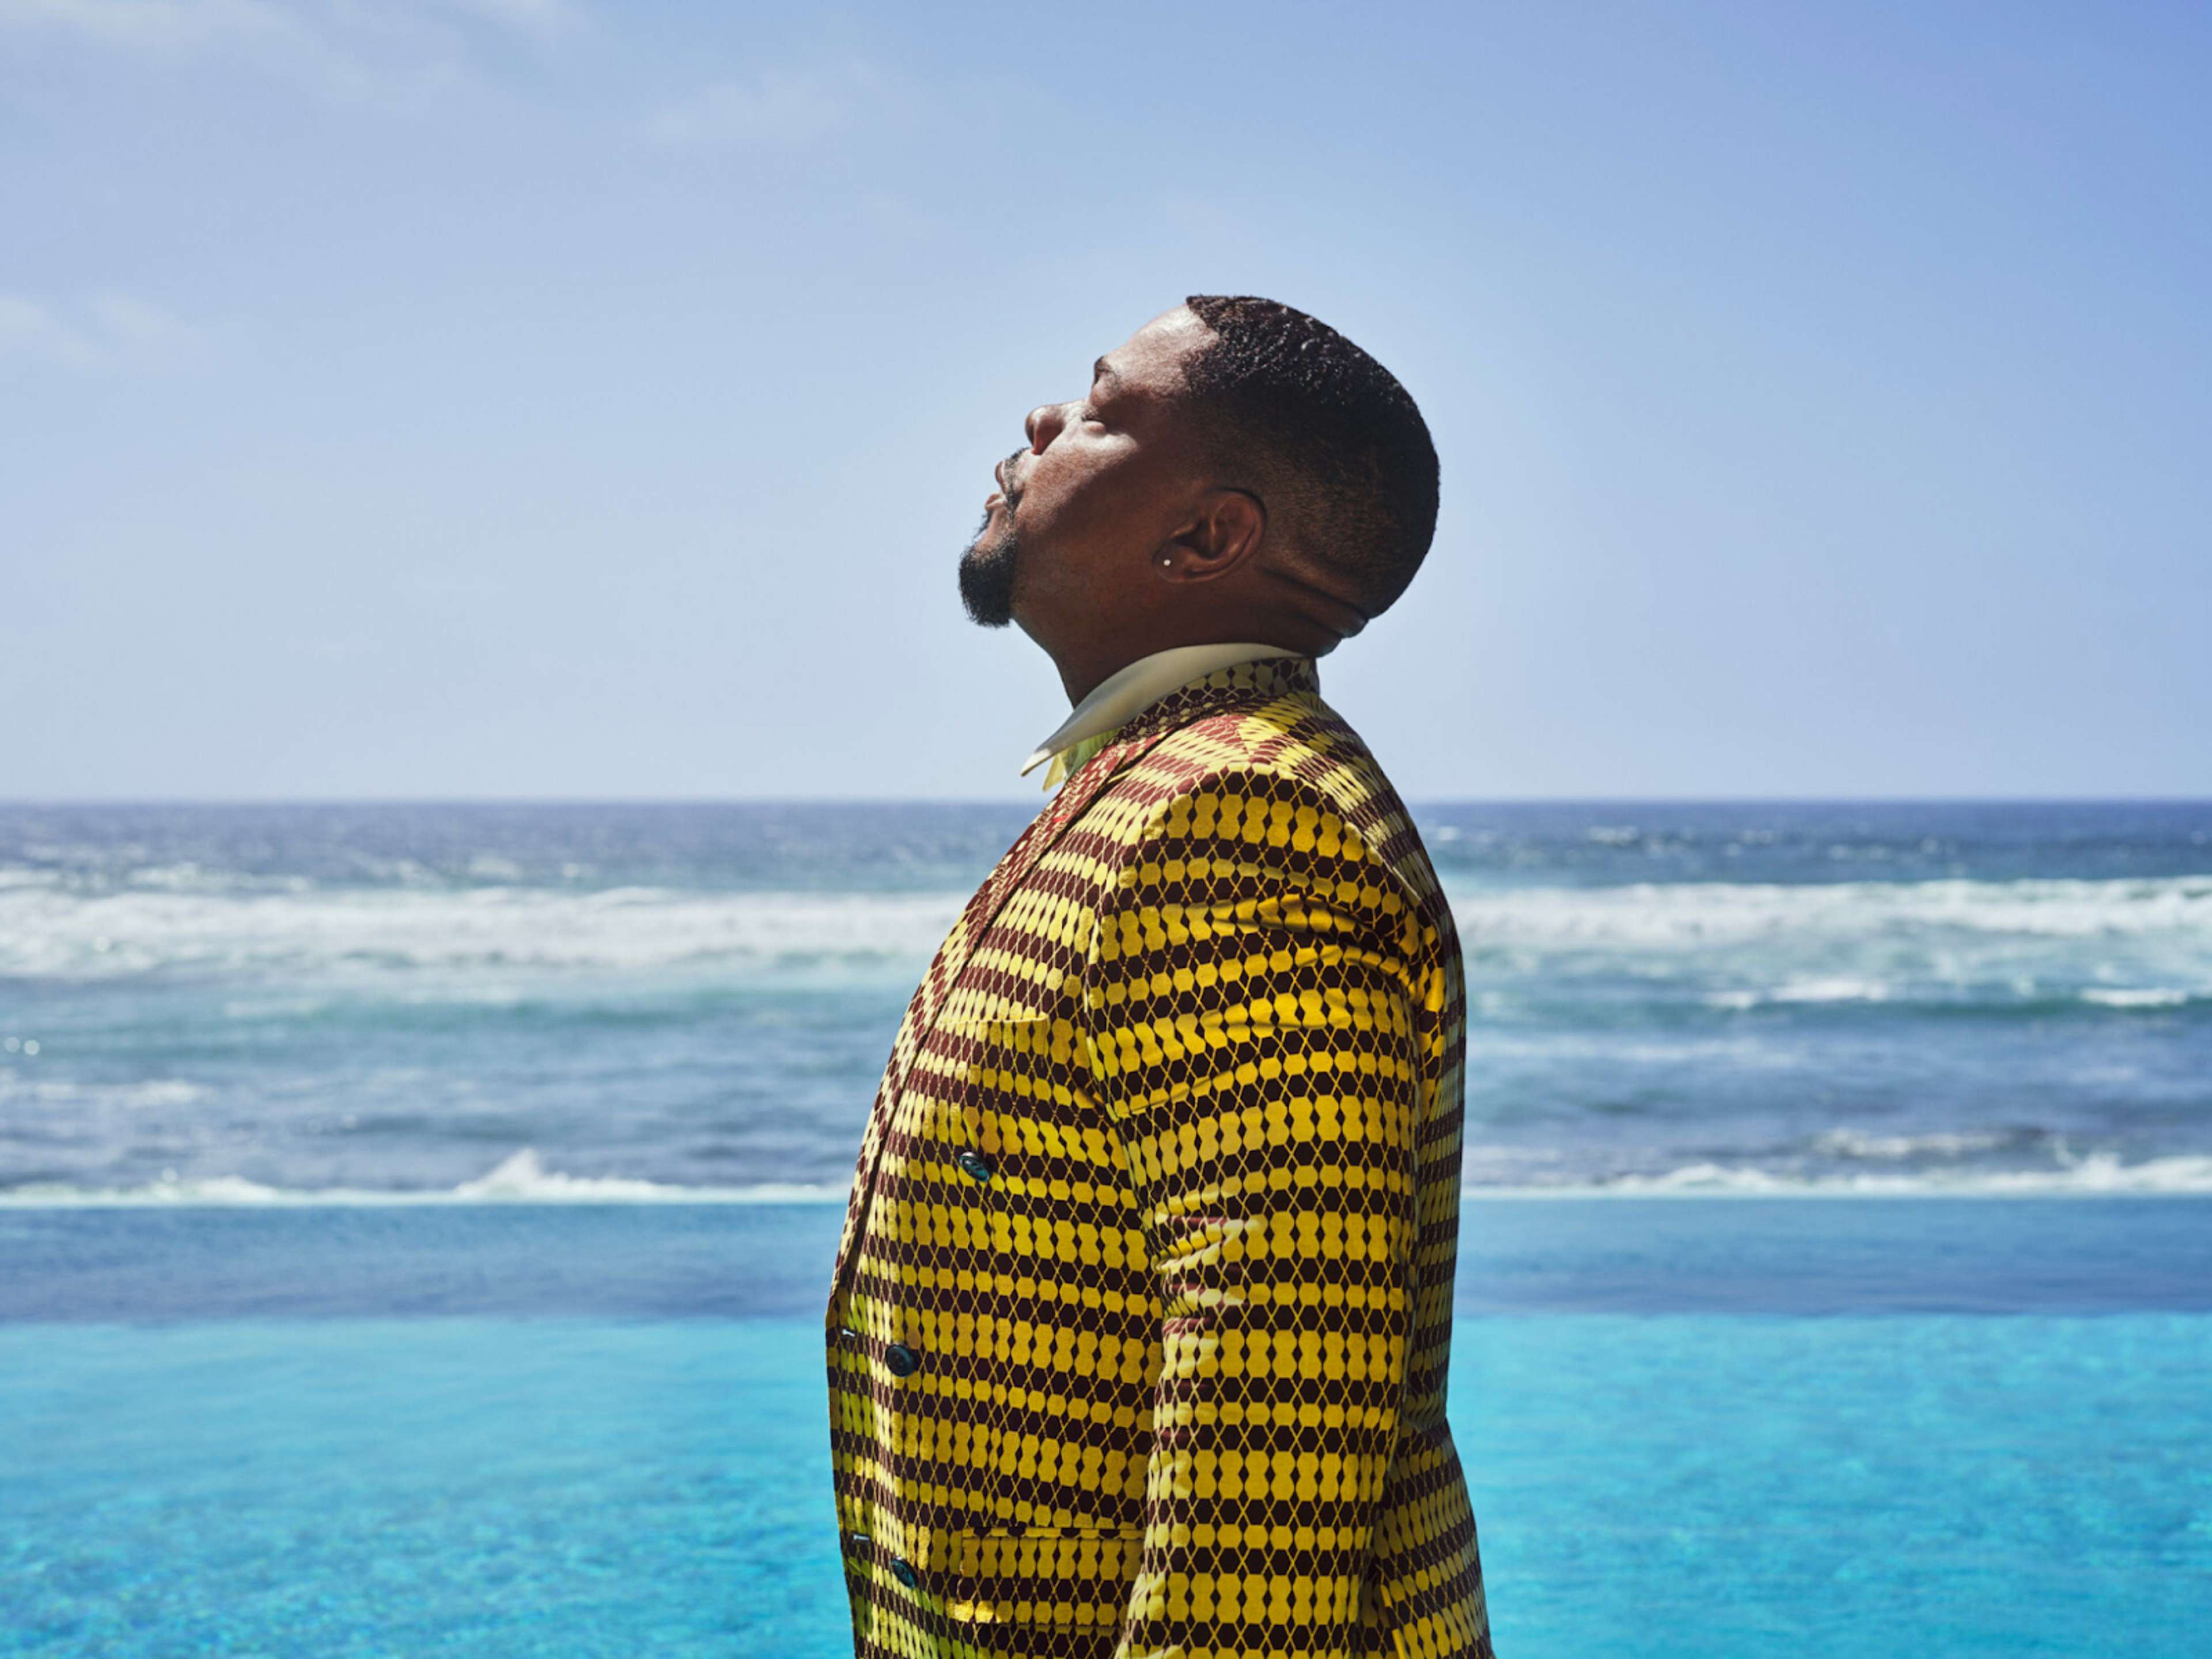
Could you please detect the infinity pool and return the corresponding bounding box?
[6,1200,2209,1657]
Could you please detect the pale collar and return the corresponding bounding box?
[1020,642,1302,779]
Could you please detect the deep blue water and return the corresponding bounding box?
[4,800,2210,1199]
[6,1198,2212,1321]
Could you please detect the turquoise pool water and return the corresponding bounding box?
[5,1200,2210,1656]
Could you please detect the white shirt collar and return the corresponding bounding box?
[1019,642,1302,777]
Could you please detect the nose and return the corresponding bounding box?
[1024,400,1074,453]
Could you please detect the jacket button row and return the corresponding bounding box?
[884,1343,921,1378]
[956,1149,994,1184]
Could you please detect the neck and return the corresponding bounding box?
[1038,622,1335,705]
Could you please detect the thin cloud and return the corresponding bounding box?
[0,0,582,101]
[0,290,206,372]
[0,0,302,50]
[0,0,573,43]
[650,63,887,151]
[440,0,576,35]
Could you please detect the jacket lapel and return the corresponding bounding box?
[828,730,1158,1286]
[925,654,1321,1024]
[828,654,1324,1290]
[919,734,1136,1015]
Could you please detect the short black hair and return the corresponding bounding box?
[1180,294,1439,616]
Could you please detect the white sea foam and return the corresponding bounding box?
[1443,874,2212,947]
[1769,976,1892,1004]
[6,1146,2209,1206]
[2080,987,2193,1009]
[10,872,2209,987]
[0,1147,846,1207]
[1565,1152,2212,1197]
[447,1147,831,1202]
[0,1076,211,1110]
[1810,1128,2019,1161]
[0,885,969,981]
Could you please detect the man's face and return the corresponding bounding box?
[958,306,1216,634]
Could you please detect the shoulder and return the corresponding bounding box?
[1081,694,1450,958]
[1080,703,1404,925]
[1105,694,1403,861]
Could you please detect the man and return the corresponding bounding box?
[826,296,1491,1659]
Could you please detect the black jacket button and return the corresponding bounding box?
[884,1343,921,1377]
[890,1559,919,1589]
[956,1150,994,1183]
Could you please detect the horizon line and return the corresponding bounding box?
[3,794,2209,810]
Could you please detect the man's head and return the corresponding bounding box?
[957,296,1438,695]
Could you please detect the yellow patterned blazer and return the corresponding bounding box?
[826,656,1491,1659]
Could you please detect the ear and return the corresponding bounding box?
[1153,487,1266,583]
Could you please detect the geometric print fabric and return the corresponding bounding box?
[825,656,1494,1657]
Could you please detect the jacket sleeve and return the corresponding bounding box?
[1079,767,1431,1659]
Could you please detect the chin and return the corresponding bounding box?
[958,517,1021,629]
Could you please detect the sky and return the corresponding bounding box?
[3,0,2207,801]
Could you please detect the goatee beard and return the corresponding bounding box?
[957,506,1020,628]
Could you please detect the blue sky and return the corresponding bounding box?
[4,1,2206,800]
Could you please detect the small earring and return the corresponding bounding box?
[1157,555,1173,569]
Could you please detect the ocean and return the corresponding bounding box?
[4,800,2209,1202]
[5,800,2210,1656]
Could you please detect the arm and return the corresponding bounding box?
[1081,769,1430,1659]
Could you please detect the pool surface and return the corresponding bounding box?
[5,1200,2210,1657]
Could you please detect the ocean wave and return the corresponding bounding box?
[1564,1152,2212,1196]
[1455,1128,2212,1195]
[6,1146,2209,1207]
[1700,984,2207,1017]
[448,1148,836,1203]
[0,1075,213,1109]
[1810,1128,2023,1161]
[8,872,2208,986]
[1703,977,1893,1009]
[0,1148,846,1207]
[1446,874,2212,946]
[0,887,969,981]
[2079,987,2194,1009]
